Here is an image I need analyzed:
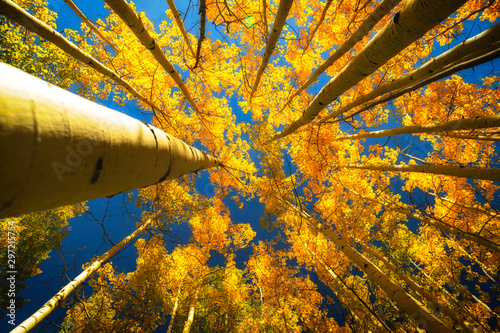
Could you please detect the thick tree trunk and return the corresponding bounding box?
[63,0,119,52]
[278,0,402,114]
[346,163,500,182]
[249,0,294,99]
[0,0,158,111]
[103,0,202,116]
[11,218,154,333]
[0,63,220,218]
[316,23,500,124]
[166,0,197,59]
[333,114,500,141]
[270,0,468,141]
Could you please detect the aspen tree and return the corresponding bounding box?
[302,0,333,52]
[433,132,500,141]
[270,0,468,141]
[0,0,159,111]
[345,163,500,182]
[315,23,500,124]
[332,114,500,141]
[283,200,454,333]
[317,45,500,126]
[103,0,204,117]
[249,0,294,99]
[63,0,119,52]
[348,190,500,252]
[424,189,499,219]
[301,240,391,332]
[11,218,154,333]
[166,281,184,333]
[166,0,197,59]
[359,242,478,333]
[0,63,220,218]
[182,284,202,333]
[278,0,402,113]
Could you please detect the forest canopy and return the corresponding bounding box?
[1,0,500,332]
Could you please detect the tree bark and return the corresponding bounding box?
[0,0,158,111]
[349,190,500,252]
[346,163,500,182]
[332,114,500,141]
[103,0,203,116]
[63,0,119,52]
[284,201,454,333]
[182,283,202,333]
[302,240,392,332]
[249,0,294,99]
[167,280,184,333]
[270,0,468,141]
[315,23,500,124]
[359,242,478,333]
[11,218,154,333]
[166,0,197,59]
[0,63,220,218]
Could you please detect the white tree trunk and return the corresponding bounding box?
[333,114,500,141]
[0,63,220,218]
[278,0,402,113]
[0,0,157,111]
[250,0,294,99]
[270,0,468,141]
[11,218,154,333]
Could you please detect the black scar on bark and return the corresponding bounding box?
[91,156,104,184]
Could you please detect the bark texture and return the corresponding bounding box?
[0,63,220,218]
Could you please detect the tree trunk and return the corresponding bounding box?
[333,114,500,141]
[182,283,202,333]
[167,280,184,333]
[11,218,154,333]
[424,189,499,219]
[278,0,402,114]
[302,240,391,332]
[0,0,158,111]
[166,0,197,59]
[359,242,478,333]
[302,0,334,53]
[433,132,500,141]
[270,0,468,141]
[349,190,500,252]
[103,0,202,116]
[249,0,294,99]
[0,63,220,218]
[346,163,500,182]
[315,23,500,124]
[63,0,119,52]
[284,201,454,333]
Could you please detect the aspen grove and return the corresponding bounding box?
[1,0,500,332]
